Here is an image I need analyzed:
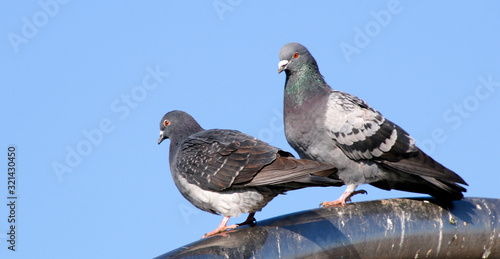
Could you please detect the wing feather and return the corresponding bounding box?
[175,129,278,191]
[175,129,342,192]
[325,91,467,193]
[326,91,417,162]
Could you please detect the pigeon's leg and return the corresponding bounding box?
[236,212,256,227]
[320,185,367,207]
[202,213,256,238]
[203,216,236,238]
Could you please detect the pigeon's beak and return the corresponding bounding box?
[158,131,166,145]
[278,60,289,74]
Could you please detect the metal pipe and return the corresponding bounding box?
[156,197,500,258]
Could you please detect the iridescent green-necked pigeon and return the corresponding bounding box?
[278,42,467,206]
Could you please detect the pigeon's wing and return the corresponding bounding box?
[326,90,417,162]
[176,129,342,192]
[325,91,467,186]
[175,129,279,191]
[245,151,342,188]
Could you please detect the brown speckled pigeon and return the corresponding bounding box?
[278,42,468,206]
[158,110,342,237]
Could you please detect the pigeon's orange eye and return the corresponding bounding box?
[293,52,299,58]
[164,120,170,127]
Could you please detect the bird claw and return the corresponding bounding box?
[237,216,256,227]
[202,224,238,238]
[202,214,257,238]
[320,189,368,207]
[320,200,346,207]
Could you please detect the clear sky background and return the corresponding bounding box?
[1,1,500,258]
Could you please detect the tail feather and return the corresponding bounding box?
[244,151,343,189]
[381,149,467,185]
[375,149,467,201]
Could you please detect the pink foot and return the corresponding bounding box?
[202,213,256,238]
[202,224,238,238]
[320,190,367,207]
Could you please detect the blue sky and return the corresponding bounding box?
[1,1,500,258]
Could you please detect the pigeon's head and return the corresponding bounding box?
[158,110,203,145]
[278,42,318,74]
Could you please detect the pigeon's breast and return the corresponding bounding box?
[283,91,328,159]
[172,172,277,217]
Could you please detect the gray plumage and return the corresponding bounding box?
[278,42,467,205]
[158,110,342,236]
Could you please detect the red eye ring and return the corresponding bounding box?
[164,120,170,127]
[293,52,299,58]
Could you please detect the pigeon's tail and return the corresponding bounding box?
[371,171,466,200]
[374,149,468,201]
[247,151,344,190]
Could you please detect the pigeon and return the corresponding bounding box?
[158,110,342,237]
[278,42,468,206]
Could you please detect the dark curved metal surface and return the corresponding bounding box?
[156,197,500,258]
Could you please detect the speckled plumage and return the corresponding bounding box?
[278,42,467,204]
[158,110,342,236]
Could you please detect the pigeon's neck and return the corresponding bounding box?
[284,65,330,107]
[169,124,204,160]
